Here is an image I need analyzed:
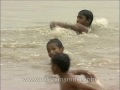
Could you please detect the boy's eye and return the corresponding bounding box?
[52,48,56,50]
[47,49,50,52]
[77,16,81,18]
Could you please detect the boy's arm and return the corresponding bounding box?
[50,21,88,34]
[69,69,97,82]
[70,81,98,90]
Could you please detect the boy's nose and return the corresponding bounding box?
[76,20,78,23]
[49,50,55,57]
[76,19,79,23]
[50,50,55,54]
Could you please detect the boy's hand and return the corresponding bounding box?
[84,71,96,82]
[50,21,56,30]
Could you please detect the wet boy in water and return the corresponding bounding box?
[46,38,97,80]
[51,53,101,90]
[50,10,93,34]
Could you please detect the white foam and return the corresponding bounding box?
[92,18,108,28]
[50,26,76,37]
[96,80,104,88]
[50,27,65,37]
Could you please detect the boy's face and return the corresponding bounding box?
[77,15,89,26]
[47,43,64,58]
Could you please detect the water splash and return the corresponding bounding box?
[92,18,108,28]
[49,27,76,37]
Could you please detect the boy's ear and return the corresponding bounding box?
[87,19,91,24]
[54,64,57,70]
[52,64,57,72]
[54,64,60,73]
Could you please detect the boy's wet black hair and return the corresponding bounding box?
[46,38,64,48]
[52,53,70,72]
[78,10,93,27]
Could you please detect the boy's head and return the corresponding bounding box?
[46,38,64,58]
[77,10,93,27]
[51,53,70,74]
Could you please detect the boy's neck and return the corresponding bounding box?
[58,72,69,78]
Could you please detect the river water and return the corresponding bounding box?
[1,1,119,90]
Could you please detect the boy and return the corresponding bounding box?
[51,53,100,90]
[50,10,93,34]
[46,38,64,58]
[46,38,97,80]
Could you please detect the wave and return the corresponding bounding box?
[1,18,118,49]
[1,42,40,48]
[92,18,108,28]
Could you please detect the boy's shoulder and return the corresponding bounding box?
[74,23,88,34]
